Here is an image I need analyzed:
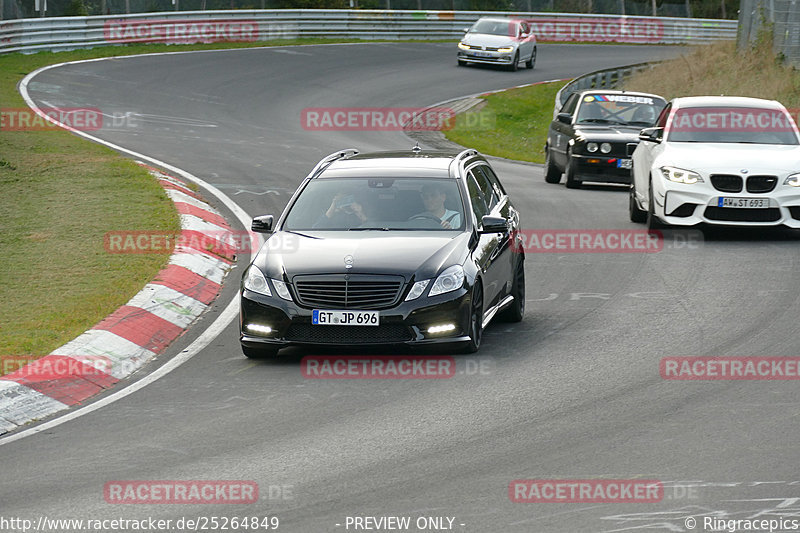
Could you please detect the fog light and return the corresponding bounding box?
[246,323,273,335]
[428,324,456,334]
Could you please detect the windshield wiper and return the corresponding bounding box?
[578,118,622,125]
[348,227,391,231]
[283,230,322,239]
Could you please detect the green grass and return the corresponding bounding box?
[0,37,382,370]
[443,81,563,164]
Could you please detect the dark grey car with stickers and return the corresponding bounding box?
[544,90,667,188]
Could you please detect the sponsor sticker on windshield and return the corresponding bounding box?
[584,95,655,105]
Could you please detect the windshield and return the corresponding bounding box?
[666,106,799,144]
[575,94,666,126]
[283,177,465,231]
[469,19,512,36]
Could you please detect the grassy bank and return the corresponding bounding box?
[622,39,800,108]
[0,38,367,370]
[443,80,563,164]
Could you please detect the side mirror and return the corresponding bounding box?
[639,127,663,143]
[463,27,470,33]
[557,112,572,125]
[479,215,509,234]
[251,214,274,234]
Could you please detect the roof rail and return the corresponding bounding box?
[456,149,478,161]
[306,148,359,179]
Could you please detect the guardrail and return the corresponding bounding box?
[0,10,737,55]
[553,61,660,117]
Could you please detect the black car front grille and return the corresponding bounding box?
[285,323,413,344]
[704,206,781,222]
[293,274,405,310]
[746,175,778,193]
[710,174,743,193]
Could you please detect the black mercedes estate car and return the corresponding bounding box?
[239,147,524,357]
[544,90,667,188]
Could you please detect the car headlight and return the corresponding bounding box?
[586,142,598,153]
[785,173,800,186]
[429,265,465,297]
[458,42,470,50]
[405,279,430,301]
[600,142,612,154]
[271,279,292,301]
[660,166,703,184]
[497,46,514,53]
[244,266,271,296]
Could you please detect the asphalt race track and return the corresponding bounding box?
[5,42,800,532]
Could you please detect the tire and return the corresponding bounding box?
[564,152,582,189]
[525,47,536,69]
[544,145,562,183]
[499,260,525,323]
[508,51,519,72]
[462,283,484,353]
[242,344,279,358]
[646,181,666,230]
[629,184,647,223]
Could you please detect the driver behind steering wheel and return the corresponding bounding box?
[414,183,461,229]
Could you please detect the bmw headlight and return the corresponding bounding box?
[785,173,800,187]
[586,142,598,153]
[429,265,465,297]
[660,166,703,184]
[600,142,612,154]
[244,266,271,296]
[458,42,470,50]
[497,46,514,53]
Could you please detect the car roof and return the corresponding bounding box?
[474,17,517,23]
[320,150,465,179]
[670,95,785,110]
[577,89,666,101]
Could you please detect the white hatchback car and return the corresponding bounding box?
[630,96,800,229]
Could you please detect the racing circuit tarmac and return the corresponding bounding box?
[4,42,800,532]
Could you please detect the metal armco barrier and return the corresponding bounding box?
[0,10,737,55]
[553,61,659,116]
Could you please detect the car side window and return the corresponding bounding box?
[466,171,489,222]
[477,165,506,201]
[561,93,579,115]
[470,166,499,212]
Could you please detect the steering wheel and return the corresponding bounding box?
[407,214,442,223]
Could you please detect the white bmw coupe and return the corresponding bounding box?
[630,96,800,229]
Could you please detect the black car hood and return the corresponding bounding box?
[255,231,471,281]
[574,124,646,142]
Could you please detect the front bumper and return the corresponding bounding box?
[240,287,472,353]
[571,154,632,184]
[652,180,800,227]
[458,50,515,65]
